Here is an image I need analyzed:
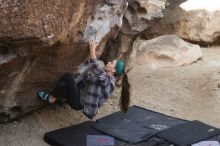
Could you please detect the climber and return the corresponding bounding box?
[37,38,130,119]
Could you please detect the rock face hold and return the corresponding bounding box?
[123,0,167,34]
[105,0,125,5]
[135,35,203,68]
[83,2,128,44]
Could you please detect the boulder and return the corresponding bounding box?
[122,0,167,34]
[145,1,220,44]
[0,0,89,56]
[135,35,203,68]
[0,0,128,122]
[0,0,190,123]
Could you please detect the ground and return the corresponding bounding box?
[0,47,220,146]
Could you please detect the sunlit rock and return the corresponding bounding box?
[123,0,167,34]
[135,35,203,68]
[145,1,220,44]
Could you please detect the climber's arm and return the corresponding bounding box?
[89,39,98,60]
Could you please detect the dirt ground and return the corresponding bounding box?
[0,47,220,146]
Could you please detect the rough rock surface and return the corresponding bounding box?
[122,0,167,34]
[135,35,203,67]
[145,5,220,44]
[0,0,128,122]
[0,0,87,56]
[83,3,127,44]
[0,0,188,122]
[105,0,125,5]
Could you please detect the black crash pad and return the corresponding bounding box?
[93,106,186,144]
[97,106,186,131]
[124,106,186,131]
[93,120,155,144]
[44,106,220,146]
[209,135,220,142]
[44,121,157,146]
[156,120,220,146]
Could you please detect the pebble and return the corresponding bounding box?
[170,109,175,112]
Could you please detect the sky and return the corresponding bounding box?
[180,0,220,11]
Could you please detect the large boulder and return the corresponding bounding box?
[122,0,168,35]
[135,35,203,68]
[0,0,128,122]
[145,1,220,44]
[0,0,188,123]
[0,0,89,56]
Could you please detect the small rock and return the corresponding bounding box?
[170,109,175,112]
[146,75,152,78]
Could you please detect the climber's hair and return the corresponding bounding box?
[100,33,130,112]
[119,69,130,112]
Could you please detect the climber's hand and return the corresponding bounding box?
[89,38,98,52]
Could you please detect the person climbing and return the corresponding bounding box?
[37,38,130,119]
